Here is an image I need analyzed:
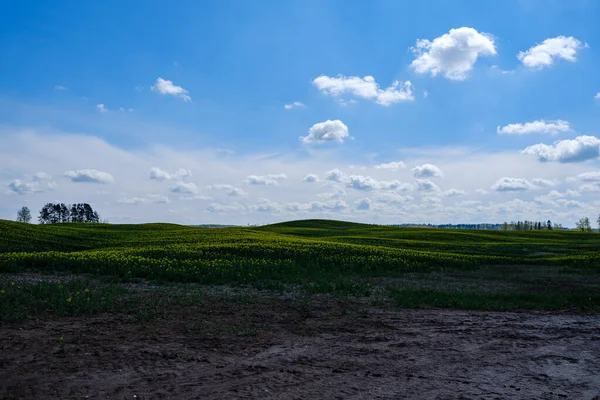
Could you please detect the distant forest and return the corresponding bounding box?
[392,220,566,230]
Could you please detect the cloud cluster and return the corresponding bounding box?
[206,184,247,197]
[411,164,444,178]
[149,167,192,181]
[245,174,287,186]
[497,120,570,135]
[312,75,414,106]
[284,101,305,110]
[119,194,170,205]
[522,136,600,163]
[373,161,406,171]
[326,169,413,192]
[410,27,496,80]
[518,36,585,69]
[301,120,350,144]
[151,77,191,102]
[491,177,534,192]
[8,173,56,195]
[64,169,114,184]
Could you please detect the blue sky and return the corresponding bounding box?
[1,0,600,225]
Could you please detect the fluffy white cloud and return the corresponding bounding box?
[531,178,558,187]
[245,174,287,186]
[149,167,192,181]
[522,136,600,163]
[312,75,414,106]
[303,174,319,183]
[497,120,570,135]
[518,36,585,69]
[410,27,496,80]
[443,189,467,197]
[373,161,406,171]
[596,92,600,100]
[325,168,345,182]
[556,199,584,208]
[284,101,305,110]
[96,104,108,113]
[301,120,350,144]
[416,179,440,192]
[491,177,534,192]
[64,169,114,184]
[119,194,170,205]
[151,77,191,102]
[8,178,55,195]
[54,85,67,91]
[249,199,283,213]
[170,181,198,194]
[346,175,379,191]
[206,184,247,197]
[412,164,444,178]
[356,198,372,210]
[569,171,600,182]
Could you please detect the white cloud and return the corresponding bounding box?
[249,199,285,213]
[151,77,191,102]
[284,101,305,110]
[556,199,584,208]
[119,194,170,205]
[206,203,246,213]
[412,163,444,178]
[522,136,600,163]
[325,168,345,182]
[312,75,414,106]
[301,120,350,144]
[491,177,534,192]
[54,85,67,91]
[303,174,319,183]
[595,92,600,100]
[149,167,192,181]
[8,179,54,195]
[410,27,496,80]
[64,169,114,184]
[531,178,558,187]
[475,189,488,195]
[373,161,406,171]
[96,104,108,113]
[443,189,467,197]
[518,36,585,69]
[245,174,287,186]
[308,200,349,212]
[346,175,380,191]
[416,179,440,192]
[181,195,213,201]
[170,181,198,194]
[206,184,247,197]
[356,198,372,210]
[572,171,600,182]
[497,120,570,135]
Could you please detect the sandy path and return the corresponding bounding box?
[1,305,599,399]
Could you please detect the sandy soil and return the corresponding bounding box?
[1,297,600,400]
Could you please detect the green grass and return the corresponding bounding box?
[1,218,600,316]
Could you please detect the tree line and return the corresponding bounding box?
[16,203,101,224]
[500,220,563,231]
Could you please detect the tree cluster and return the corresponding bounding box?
[37,203,100,224]
[500,220,560,231]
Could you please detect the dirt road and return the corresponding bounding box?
[1,298,599,399]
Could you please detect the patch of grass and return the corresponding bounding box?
[388,287,600,311]
[0,279,131,323]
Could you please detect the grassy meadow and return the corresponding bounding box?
[1,218,599,322]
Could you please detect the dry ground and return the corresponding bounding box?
[1,293,600,400]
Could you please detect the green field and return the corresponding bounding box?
[1,218,600,321]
